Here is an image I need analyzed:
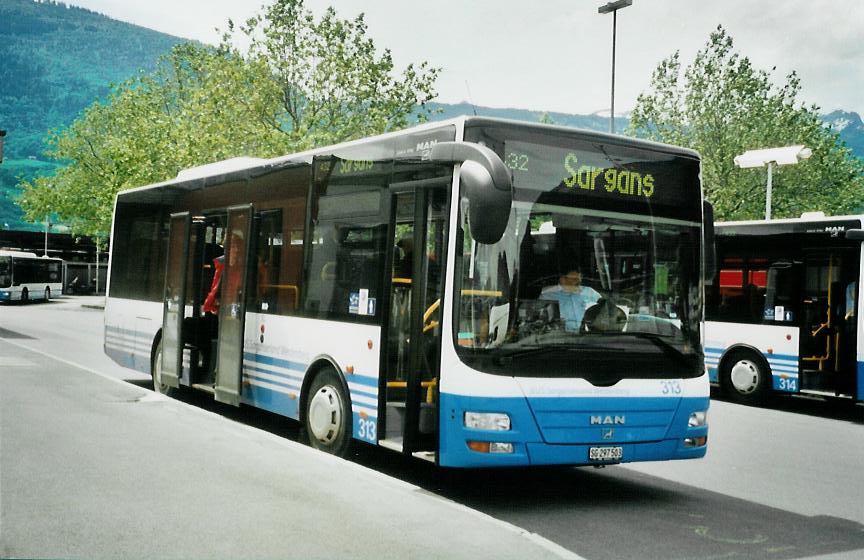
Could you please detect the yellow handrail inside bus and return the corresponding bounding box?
[386,378,438,403]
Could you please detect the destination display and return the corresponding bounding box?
[503,140,700,211]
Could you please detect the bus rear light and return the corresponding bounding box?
[464,411,511,431]
[467,441,513,454]
[684,436,707,448]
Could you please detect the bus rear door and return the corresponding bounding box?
[214,205,253,406]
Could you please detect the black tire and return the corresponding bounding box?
[151,339,180,397]
[20,288,29,303]
[720,349,771,405]
[305,367,352,456]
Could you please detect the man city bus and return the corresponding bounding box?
[104,117,711,467]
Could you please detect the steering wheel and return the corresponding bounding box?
[581,298,627,333]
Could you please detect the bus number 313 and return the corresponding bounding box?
[661,380,682,395]
[358,418,377,441]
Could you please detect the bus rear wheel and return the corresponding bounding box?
[721,350,771,405]
[305,367,352,457]
[151,339,179,397]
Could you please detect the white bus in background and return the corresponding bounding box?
[705,213,864,405]
[0,250,63,303]
[104,117,712,468]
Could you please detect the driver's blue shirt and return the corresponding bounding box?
[540,285,601,332]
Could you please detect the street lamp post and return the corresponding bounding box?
[734,145,812,220]
[44,217,50,257]
[598,0,632,134]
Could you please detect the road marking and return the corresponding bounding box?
[0,356,38,367]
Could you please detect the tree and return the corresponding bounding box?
[629,26,864,221]
[18,0,439,237]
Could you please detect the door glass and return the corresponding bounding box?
[214,206,252,405]
[161,212,191,388]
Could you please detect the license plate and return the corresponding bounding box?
[589,446,623,461]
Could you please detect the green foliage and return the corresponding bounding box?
[628,26,864,220]
[19,0,439,237]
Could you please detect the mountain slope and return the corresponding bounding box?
[0,0,187,230]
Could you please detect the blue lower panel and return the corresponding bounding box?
[105,345,137,371]
[439,392,709,468]
[858,362,864,402]
[527,438,706,465]
[242,381,300,420]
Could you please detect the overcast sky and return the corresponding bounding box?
[66,0,864,116]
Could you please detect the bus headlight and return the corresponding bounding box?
[464,411,511,431]
[688,411,707,428]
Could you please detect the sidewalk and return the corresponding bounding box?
[0,339,579,560]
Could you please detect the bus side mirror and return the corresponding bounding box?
[845,229,864,241]
[703,201,716,285]
[430,142,512,245]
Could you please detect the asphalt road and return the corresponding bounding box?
[2,295,863,559]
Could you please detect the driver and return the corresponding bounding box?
[540,269,601,332]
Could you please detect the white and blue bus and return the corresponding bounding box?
[0,250,63,303]
[104,117,711,467]
[706,213,864,405]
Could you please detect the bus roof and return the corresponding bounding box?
[115,115,701,202]
[716,214,864,238]
[0,249,63,260]
[718,214,864,228]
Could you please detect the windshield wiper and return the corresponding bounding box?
[493,344,583,364]
[624,332,693,364]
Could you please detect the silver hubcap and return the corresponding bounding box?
[730,359,760,394]
[308,386,343,444]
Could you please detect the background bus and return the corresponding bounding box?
[104,116,711,468]
[705,213,864,404]
[0,250,63,303]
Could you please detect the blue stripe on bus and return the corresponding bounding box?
[243,351,378,392]
[344,373,379,389]
[243,366,301,389]
[243,351,306,372]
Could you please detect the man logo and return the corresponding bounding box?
[590,415,626,425]
[602,428,615,440]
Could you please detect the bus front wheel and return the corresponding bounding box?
[305,367,352,457]
[20,288,28,303]
[721,350,771,405]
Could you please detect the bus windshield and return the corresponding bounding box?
[0,257,10,288]
[455,127,703,383]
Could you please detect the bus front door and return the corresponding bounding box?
[385,188,445,457]
[160,212,192,389]
[214,205,253,406]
